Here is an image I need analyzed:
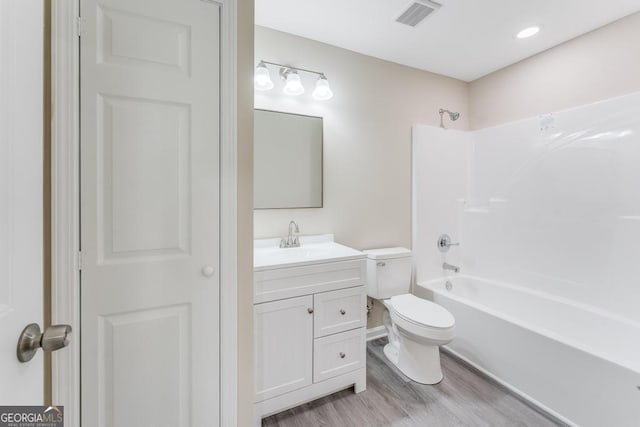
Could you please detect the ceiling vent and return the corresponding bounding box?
[396,0,442,27]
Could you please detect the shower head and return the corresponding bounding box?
[439,108,460,128]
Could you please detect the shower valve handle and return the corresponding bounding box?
[437,234,459,252]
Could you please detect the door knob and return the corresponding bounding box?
[202,266,215,277]
[17,323,72,363]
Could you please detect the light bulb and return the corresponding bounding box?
[517,26,540,39]
[254,62,274,91]
[283,71,304,96]
[312,76,333,101]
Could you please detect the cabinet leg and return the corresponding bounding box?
[354,368,367,393]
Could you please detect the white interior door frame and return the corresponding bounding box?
[50,0,239,425]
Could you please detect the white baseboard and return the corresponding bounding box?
[366,326,387,341]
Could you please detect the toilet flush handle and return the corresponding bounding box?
[377,262,386,267]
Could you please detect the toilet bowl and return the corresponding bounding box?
[364,248,455,385]
[382,294,455,384]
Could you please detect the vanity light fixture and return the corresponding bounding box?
[312,75,333,101]
[254,60,334,101]
[517,26,540,39]
[254,61,274,91]
[282,69,305,96]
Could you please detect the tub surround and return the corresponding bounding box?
[412,92,640,426]
[414,91,640,323]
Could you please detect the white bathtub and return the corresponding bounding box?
[415,276,640,427]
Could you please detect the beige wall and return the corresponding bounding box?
[254,26,468,253]
[469,12,640,129]
[237,0,254,425]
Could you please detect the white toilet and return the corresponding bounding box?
[364,247,455,384]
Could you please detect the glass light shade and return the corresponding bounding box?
[254,63,274,91]
[312,76,333,101]
[283,72,304,96]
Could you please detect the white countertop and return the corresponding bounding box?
[254,234,365,271]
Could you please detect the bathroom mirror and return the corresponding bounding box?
[254,109,323,209]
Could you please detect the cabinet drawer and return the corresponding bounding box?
[314,287,366,338]
[254,259,365,304]
[313,328,365,383]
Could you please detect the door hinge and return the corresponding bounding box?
[75,17,85,38]
[77,251,83,271]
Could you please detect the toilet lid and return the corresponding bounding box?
[389,294,455,329]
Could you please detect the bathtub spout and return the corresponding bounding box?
[443,262,460,273]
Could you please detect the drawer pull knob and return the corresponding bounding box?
[307,308,314,314]
[339,309,346,315]
[339,352,346,359]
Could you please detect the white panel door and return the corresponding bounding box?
[0,0,44,403]
[254,296,314,402]
[80,0,220,425]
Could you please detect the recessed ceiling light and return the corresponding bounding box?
[517,26,540,39]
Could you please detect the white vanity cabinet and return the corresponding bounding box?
[253,238,367,422]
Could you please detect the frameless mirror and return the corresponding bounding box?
[254,109,323,209]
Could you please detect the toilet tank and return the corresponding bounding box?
[363,247,412,299]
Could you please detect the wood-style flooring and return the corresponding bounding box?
[262,338,564,427]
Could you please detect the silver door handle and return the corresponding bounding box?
[17,323,72,363]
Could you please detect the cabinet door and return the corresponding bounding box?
[254,295,313,402]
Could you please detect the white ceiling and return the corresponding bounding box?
[255,0,640,82]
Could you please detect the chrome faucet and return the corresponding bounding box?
[280,220,300,248]
[443,262,460,273]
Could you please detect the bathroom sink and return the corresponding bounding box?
[254,234,365,270]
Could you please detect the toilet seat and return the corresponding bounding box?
[388,294,455,329]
